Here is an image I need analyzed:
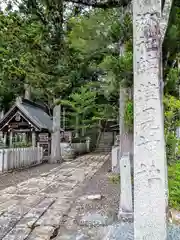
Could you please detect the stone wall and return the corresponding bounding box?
[60,142,88,161]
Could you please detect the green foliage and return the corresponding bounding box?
[165,68,179,96]
[168,163,180,210]
[108,174,120,184]
[124,100,133,132]
[12,141,32,148]
[0,138,5,149]
[57,83,98,132]
[164,95,180,164]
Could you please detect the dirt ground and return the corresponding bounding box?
[56,159,120,239]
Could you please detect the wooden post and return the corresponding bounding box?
[9,131,13,147]
[50,104,62,163]
[3,132,7,146]
[0,110,4,141]
[32,132,36,147]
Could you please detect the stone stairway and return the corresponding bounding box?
[95,132,114,153]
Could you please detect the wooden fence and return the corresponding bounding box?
[0,147,43,173]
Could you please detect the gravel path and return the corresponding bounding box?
[74,159,120,217]
[56,158,121,239]
[56,159,180,240]
[0,153,109,240]
[0,163,60,190]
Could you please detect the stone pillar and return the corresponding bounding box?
[118,152,133,220]
[111,145,119,173]
[119,88,127,161]
[50,104,62,163]
[32,132,36,147]
[133,1,167,239]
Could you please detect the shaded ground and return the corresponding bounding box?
[0,153,109,240]
[0,163,60,190]
[56,158,121,239]
[56,159,180,240]
[74,159,120,217]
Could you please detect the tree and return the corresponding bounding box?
[133,0,173,239]
[56,84,98,136]
[65,0,130,8]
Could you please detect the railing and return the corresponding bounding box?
[0,147,43,173]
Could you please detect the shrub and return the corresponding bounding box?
[108,174,120,184]
[124,100,133,133]
[164,95,180,164]
[168,162,180,210]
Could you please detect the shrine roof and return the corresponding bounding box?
[0,98,64,132]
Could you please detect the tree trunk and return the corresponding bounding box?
[75,114,79,138]
[133,1,167,239]
[24,84,31,100]
[63,107,66,130]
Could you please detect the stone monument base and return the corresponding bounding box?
[118,209,134,222]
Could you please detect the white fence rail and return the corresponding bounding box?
[0,147,43,173]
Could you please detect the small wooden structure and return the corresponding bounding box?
[0,97,64,158]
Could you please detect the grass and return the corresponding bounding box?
[168,162,180,210]
[108,174,120,184]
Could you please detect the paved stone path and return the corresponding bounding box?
[0,153,110,240]
[0,163,61,191]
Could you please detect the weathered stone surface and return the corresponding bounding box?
[56,233,89,240]
[36,199,71,227]
[40,173,49,177]
[169,209,180,224]
[100,223,180,240]
[118,153,133,222]
[2,198,55,239]
[3,225,31,240]
[0,196,43,239]
[77,213,115,227]
[1,186,17,194]
[86,194,102,200]
[28,225,57,239]
[0,154,109,240]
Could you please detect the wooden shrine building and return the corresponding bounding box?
[0,97,64,157]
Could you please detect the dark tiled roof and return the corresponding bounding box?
[0,98,64,132]
[20,101,53,131]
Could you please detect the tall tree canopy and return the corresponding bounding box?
[0,0,179,125]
